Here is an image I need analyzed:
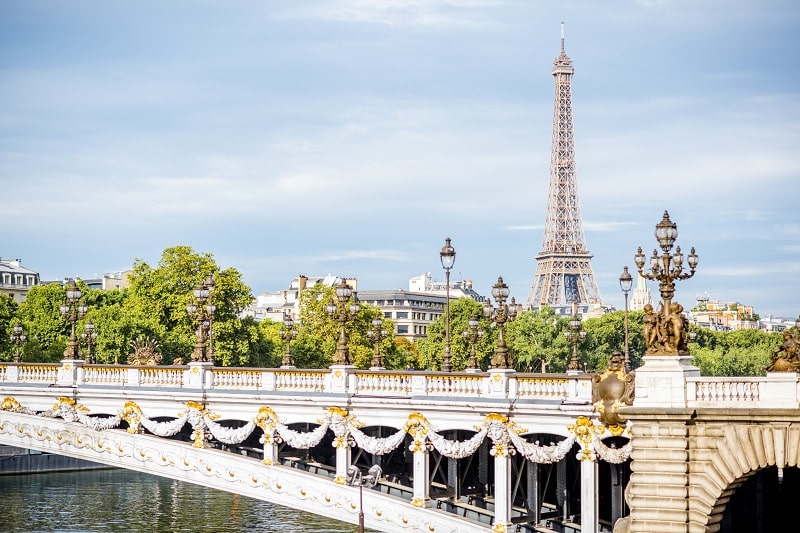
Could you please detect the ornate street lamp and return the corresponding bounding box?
[326,279,360,365]
[564,301,587,372]
[10,323,25,363]
[279,311,297,368]
[634,211,698,355]
[81,320,98,364]
[187,274,216,363]
[619,266,633,372]
[439,238,456,372]
[367,317,388,370]
[462,315,484,371]
[483,277,517,369]
[60,279,87,360]
[347,464,382,533]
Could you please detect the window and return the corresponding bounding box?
[396,312,408,319]
[397,325,409,334]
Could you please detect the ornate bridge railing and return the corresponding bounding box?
[0,362,595,404]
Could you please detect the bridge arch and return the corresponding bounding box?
[690,421,800,532]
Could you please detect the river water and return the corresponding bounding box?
[0,469,363,533]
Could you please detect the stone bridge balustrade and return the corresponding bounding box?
[0,361,596,406]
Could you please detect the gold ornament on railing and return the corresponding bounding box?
[128,337,163,366]
[592,352,634,436]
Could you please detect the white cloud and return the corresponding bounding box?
[279,0,509,28]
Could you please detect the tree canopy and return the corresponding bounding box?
[0,248,787,376]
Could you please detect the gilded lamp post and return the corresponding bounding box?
[635,211,698,355]
[367,317,388,370]
[187,274,216,363]
[81,320,98,364]
[347,464,382,533]
[439,237,456,372]
[483,277,517,369]
[462,315,483,371]
[564,301,587,372]
[60,279,87,360]
[279,312,297,368]
[10,323,25,363]
[326,279,359,366]
[619,266,633,372]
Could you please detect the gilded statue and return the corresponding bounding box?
[592,352,635,434]
[128,337,163,366]
[643,302,690,355]
[767,329,800,372]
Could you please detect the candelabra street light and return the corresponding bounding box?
[10,323,25,363]
[483,277,517,369]
[564,301,587,372]
[462,315,484,371]
[367,317,388,370]
[347,464,382,533]
[326,279,360,366]
[279,312,297,368]
[634,211,698,355]
[187,274,216,363]
[60,279,87,360]
[81,320,98,364]
[439,237,456,372]
[619,266,633,372]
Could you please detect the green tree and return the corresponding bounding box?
[0,293,19,360]
[506,306,570,372]
[582,310,646,371]
[690,327,780,376]
[415,298,493,371]
[14,283,71,362]
[292,283,396,369]
[119,246,257,365]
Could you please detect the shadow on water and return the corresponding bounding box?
[0,469,378,533]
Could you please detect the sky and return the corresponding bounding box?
[2,1,799,319]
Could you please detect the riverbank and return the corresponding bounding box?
[0,445,110,475]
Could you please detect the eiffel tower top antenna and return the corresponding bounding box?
[525,23,604,311]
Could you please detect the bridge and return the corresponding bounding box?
[0,358,798,533]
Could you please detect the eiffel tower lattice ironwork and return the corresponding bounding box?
[525,23,603,310]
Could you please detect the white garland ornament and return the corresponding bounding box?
[507,432,576,464]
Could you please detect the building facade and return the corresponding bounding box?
[0,258,39,303]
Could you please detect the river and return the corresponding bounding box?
[0,469,365,533]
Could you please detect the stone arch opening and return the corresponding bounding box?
[688,422,800,532]
[716,465,800,532]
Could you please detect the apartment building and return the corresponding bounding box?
[0,258,39,303]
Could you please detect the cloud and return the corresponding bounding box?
[279,0,509,28]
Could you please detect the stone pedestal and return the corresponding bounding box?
[485,368,516,398]
[761,372,800,405]
[58,359,84,386]
[327,365,356,394]
[633,355,699,408]
[185,361,213,389]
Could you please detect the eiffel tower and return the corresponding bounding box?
[525,23,603,310]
